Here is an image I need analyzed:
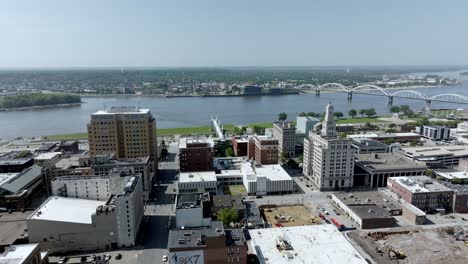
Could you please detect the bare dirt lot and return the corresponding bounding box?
[263,205,321,227]
[348,226,468,264]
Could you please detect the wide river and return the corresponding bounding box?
[1,72,467,139]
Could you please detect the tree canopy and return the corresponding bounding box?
[348,109,357,118]
[0,93,81,109]
[217,208,239,226]
[278,112,288,121]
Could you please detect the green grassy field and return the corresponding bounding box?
[248,122,273,128]
[336,116,389,124]
[227,185,247,196]
[44,117,394,140]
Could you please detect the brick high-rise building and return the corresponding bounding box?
[87,107,157,163]
[253,136,279,165]
[179,137,214,172]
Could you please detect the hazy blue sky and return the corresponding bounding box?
[1,0,467,67]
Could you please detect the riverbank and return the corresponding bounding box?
[43,116,392,140]
[0,102,83,112]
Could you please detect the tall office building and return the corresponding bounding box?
[303,103,355,191]
[87,107,157,163]
[272,122,296,158]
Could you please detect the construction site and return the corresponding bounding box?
[348,226,468,264]
[262,205,322,227]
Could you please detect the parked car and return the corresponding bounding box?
[162,255,168,262]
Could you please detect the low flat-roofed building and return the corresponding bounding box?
[347,132,420,143]
[178,171,217,194]
[50,153,92,178]
[401,202,426,225]
[249,225,367,264]
[0,243,49,264]
[168,221,247,264]
[433,169,468,181]
[351,138,388,154]
[215,169,243,186]
[33,152,61,168]
[244,200,264,228]
[354,153,427,188]
[175,193,212,228]
[90,154,153,195]
[396,145,468,168]
[332,191,399,229]
[440,182,468,213]
[0,151,34,173]
[0,164,44,210]
[387,176,454,212]
[241,162,294,195]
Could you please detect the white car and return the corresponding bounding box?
[162,255,168,262]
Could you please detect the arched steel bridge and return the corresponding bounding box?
[309,83,468,105]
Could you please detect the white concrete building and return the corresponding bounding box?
[241,162,294,195]
[51,175,110,201]
[303,103,355,191]
[175,193,211,228]
[0,243,48,264]
[417,125,450,141]
[249,225,367,264]
[28,168,144,252]
[178,171,217,194]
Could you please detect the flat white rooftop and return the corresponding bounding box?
[93,107,150,115]
[434,170,468,180]
[390,176,451,193]
[34,152,61,160]
[178,137,214,149]
[249,225,367,264]
[401,145,468,157]
[29,196,105,224]
[348,132,419,139]
[242,162,292,182]
[179,171,217,183]
[0,243,40,264]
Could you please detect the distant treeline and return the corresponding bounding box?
[0,93,81,109]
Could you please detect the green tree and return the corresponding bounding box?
[416,117,430,126]
[299,112,307,117]
[278,112,288,121]
[307,112,319,118]
[252,125,263,134]
[365,108,377,117]
[348,109,357,118]
[333,111,344,119]
[217,208,239,226]
[388,123,397,128]
[298,155,304,163]
[384,138,396,145]
[399,105,413,116]
[359,109,367,117]
[389,106,401,114]
[233,127,242,135]
[226,147,234,157]
[410,140,420,147]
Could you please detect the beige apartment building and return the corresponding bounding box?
[87,107,158,164]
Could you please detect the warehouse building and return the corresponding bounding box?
[332,191,399,229]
